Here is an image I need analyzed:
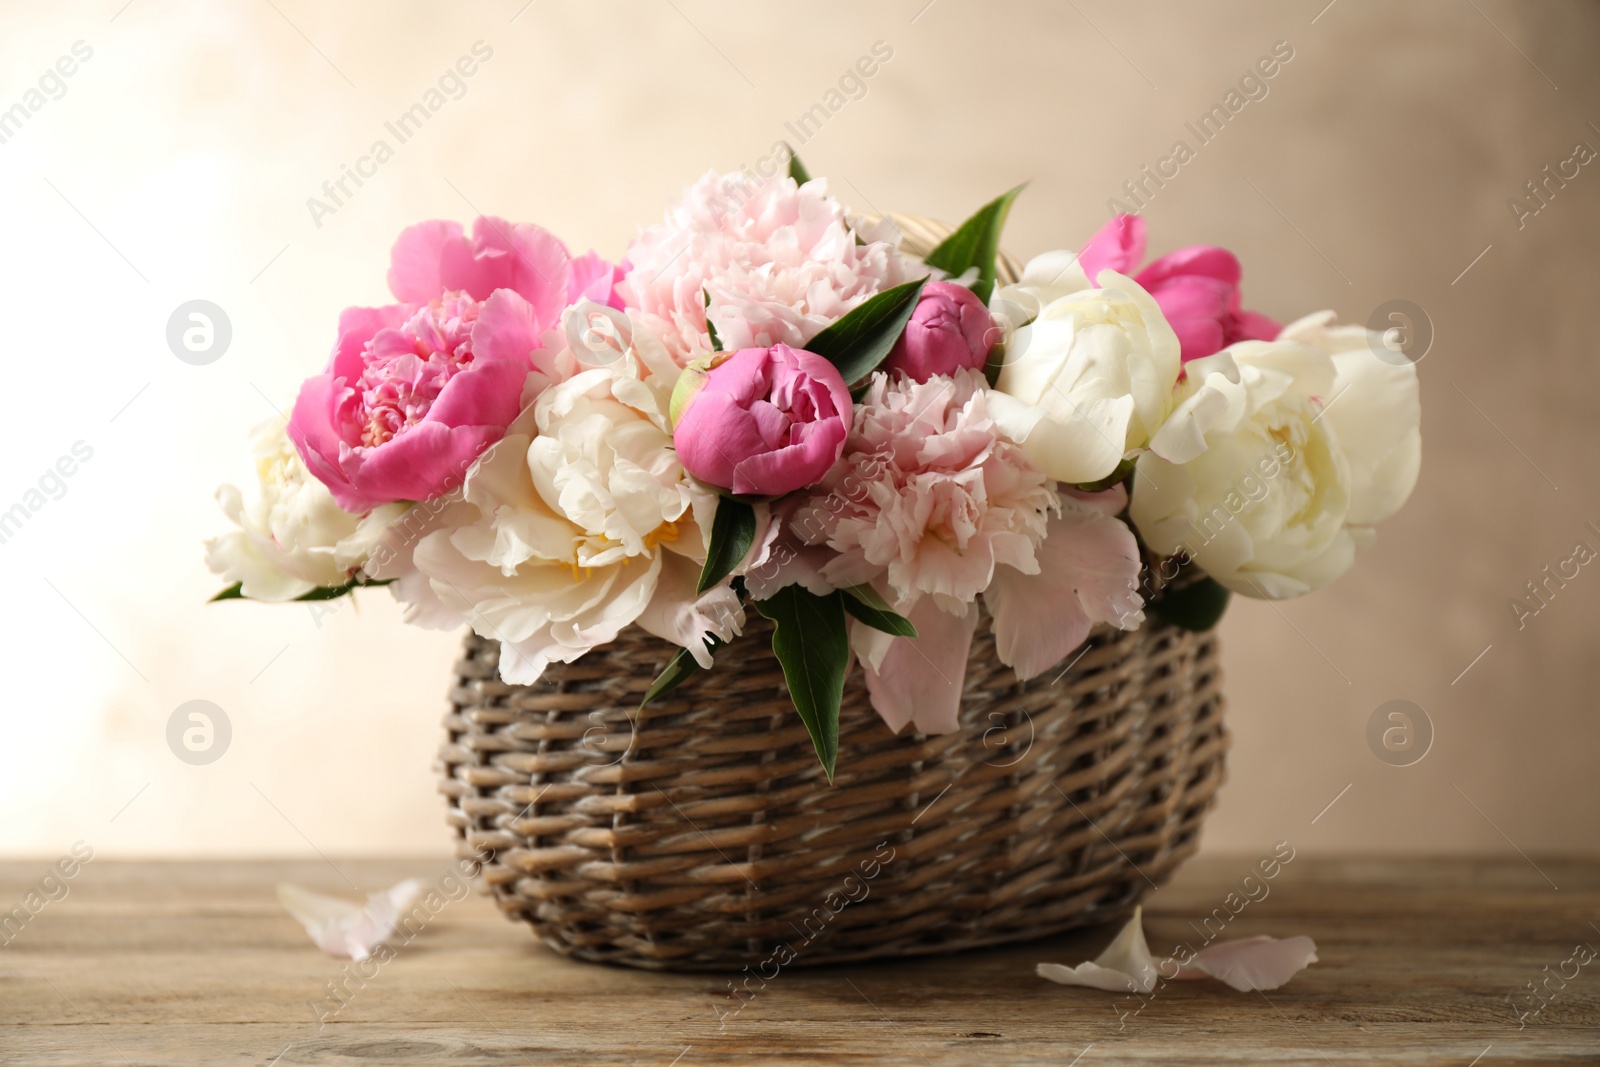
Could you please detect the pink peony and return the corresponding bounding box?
[797,369,1056,612]
[1079,214,1280,362]
[290,216,580,512]
[568,250,628,310]
[618,170,921,366]
[672,344,851,498]
[386,216,571,325]
[882,280,997,383]
[790,369,1143,734]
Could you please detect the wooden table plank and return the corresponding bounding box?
[1,856,1596,1065]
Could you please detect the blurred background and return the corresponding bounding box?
[1,0,1595,861]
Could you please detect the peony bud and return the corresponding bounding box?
[672,344,852,497]
[881,280,996,383]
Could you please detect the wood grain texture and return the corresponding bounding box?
[1,856,1596,1065]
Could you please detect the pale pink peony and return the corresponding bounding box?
[291,216,578,512]
[1079,213,1280,363]
[796,369,1056,611]
[786,369,1143,734]
[618,170,921,366]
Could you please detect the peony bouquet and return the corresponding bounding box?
[206,152,1421,777]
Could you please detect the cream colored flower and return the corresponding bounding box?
[205,417,403,601]
[987,251,1182,484]
[396,363,741,684]
[1130,320,1420,598]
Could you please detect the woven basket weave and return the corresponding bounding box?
[433,214,1229,970]
[438,614,1226,971]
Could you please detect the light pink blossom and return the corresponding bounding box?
[784,369,1143,734]
[798,369,1055,611]
[618,170,920,366]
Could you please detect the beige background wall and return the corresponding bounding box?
[1,0,1595,861]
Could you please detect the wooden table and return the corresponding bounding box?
[2,856,1596,1065]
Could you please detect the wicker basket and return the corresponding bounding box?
[437,612,1226,970]
[433,214,1229,970]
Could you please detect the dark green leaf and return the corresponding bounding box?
[804,277,928,386]
[702,288,723,353]
[697,497,758,594]
[754,586,850,780]
[1074,458,1136,495]
[213,577,391,604]
[923,184,1026,305]
[841,584,917,637]
[292,577,394,602]
[1149,575,1231,632]
[787,147,812,185]
[641,636,722,709]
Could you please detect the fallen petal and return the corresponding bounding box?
[1178,934,1320,991]
[1036,906,1160,993]
[277,879,426,961]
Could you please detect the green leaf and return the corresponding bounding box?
[293,577,394,602]
[804,277,928,386]
[923,184,1026,305]
[1149,575,1231,632]
[841,585,917,637]
[702,288,723,353]
[754,586,850,780]
[697,497,758,594]
[641,636,722,709]
[787,147,812,185]
[1074,458,1136,495]
[212,577,392,604]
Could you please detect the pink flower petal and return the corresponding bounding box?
[278,879,427,961]
[568,249,627,309]
[1145,274,1234,362]
[441,216,571,330]
[1079,214,1148,283]
[1138,245,1242,289]
[1232,309,1283,343]
[860,599,976,734]
[387,220,463,303]
[1177,934,1320,991]
[985,498,1143,680]
[342,421,503,506]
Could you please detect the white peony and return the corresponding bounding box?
[205,417,404,601]
[987,251,1182,485]
[1129,317,1421,599]
[391,362,743,684]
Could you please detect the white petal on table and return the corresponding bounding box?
[277,879,426,961]
[1036,905,1161,993]
[1037,906,1318,994]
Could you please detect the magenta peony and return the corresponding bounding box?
[671,344,852,498]
[1078,213,1280,362]
[881,280,996,382]
[289,216,591,512]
